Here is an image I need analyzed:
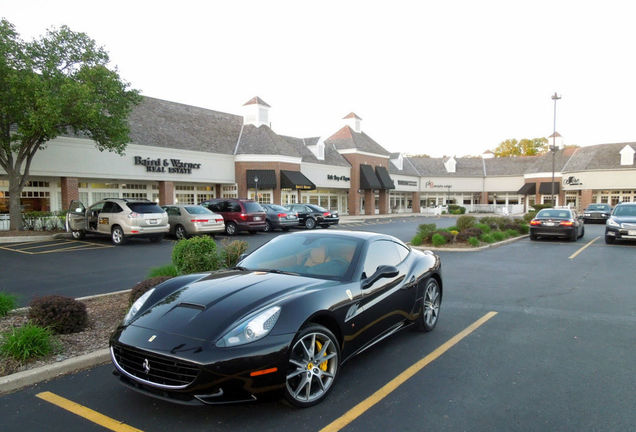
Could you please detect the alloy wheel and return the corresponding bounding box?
[111,227,125,245]
[305,218,316,230]
[417,278,441,332]
[175,225,187,240]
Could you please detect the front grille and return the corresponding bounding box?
[112,343,199,388]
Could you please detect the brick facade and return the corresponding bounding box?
[235,161,301,204]
[158,181,174,205]
[340,153,392,215]
[60,177,79,209]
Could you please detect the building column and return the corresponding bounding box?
[348,188,361,215]
[480,191,488,205]
[215,184,221,198]
[273,182,281,205]
[580,189,593,210]
[364,190,375,215]
[412,192,420,213]
[379,190,389,214]
[158,181,174,205]
[60,177,79,208]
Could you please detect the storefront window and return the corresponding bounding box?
[176,193,195,204]
[222,184,238,198]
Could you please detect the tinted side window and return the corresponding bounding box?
[244,201,264,212]
[128,203,164,213]
[207,201,222,212]
[363,240,402,278]
[227,201,242,212]
[101,202,115,213]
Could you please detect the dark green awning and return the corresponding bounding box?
[375,166,395,189]
[360,164,382,190]
[246,170,276,189]
[517,183,536,195]
[539,182,560,194]
[280,170,315,190]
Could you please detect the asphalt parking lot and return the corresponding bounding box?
[1,221,635,431]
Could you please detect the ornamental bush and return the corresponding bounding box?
[172,235,221,275]
[523,211,537,223]
[492,231,505,241]
[28,296,88,334]
[129,276,173,306]
[505,229,520,238]
[220,239,249,269]
[475,223,491,234]
[457,227,484,242]
[0,324,55,361]
[517,224,529,234]
[147,264,178,278]
[411,233,424,246]
[468,237,480,247]
[431,233,447,247]
[0,292,18,317]
[448,204,466,214]
[417,224,437,237]
[456,215,476,231]
[480,233,495,243]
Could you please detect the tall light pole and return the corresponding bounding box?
[254,176,259,202]
[551,92,561,206]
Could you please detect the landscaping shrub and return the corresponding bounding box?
[0,324,55,361]
[446,226,458,232]
[505,229,520,238]
[411,233,424,246]
[530,203,552,212]
[0,292,18,317]
[457,227,483,242]
[147,264,178,278]
[492,231,505,241]
[468,237,480,247]
[448,204,466,214]
[517,224,529,234]
[431,233,447,247]
[172,236,221,275]
[456,215,476,231]
[220,239,249,268]
[129,276,173,306]
[417,224,437,237]
[28,296,88,334]
[480,233,495,243]
[523,211,537,223]
[475,223,491,234]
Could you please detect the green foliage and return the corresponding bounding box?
[475,223,491,234]
[0,292,18,317]
[431,233,447,247]
[129,276,172,306]
[0,19,141,230]
[456,215,476,231]
[524,211,537,223]
[417,224,437,236]
[0,324,55,361]
[172,236,221,275]
[457,227,483,242]
[468,237,480,247]
[147,264,178,278]
[505,229,520,238]
[448,204,466,214]
[492,231,505,241]
[480,233,495,243]
[411,233,424,246]
[220,239,249,269]
[446,226,458,232]
[479,216,508,230]
[517,224,529,234]
[492,137,548,157]
[530,203,552,212]
[28,296,88,334]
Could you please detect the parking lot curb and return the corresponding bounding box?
[411,234,528,252]
[0,348,111,395]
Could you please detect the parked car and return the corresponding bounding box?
[605,202,636,244]
[66,198,169,245]
[161,204,224,239]
[529,207,584,241]
[199,198,267,235]
[285,203,339,229]
[260,204,299,232]
[110,231,442,407]
[582,203,612,223]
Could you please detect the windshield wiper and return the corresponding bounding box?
[232,266,250,271]
[255,268,300,276]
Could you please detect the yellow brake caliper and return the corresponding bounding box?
[315,340,328,371]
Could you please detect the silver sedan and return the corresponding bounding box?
[162,204,225,239]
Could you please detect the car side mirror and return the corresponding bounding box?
[362,265,399,289]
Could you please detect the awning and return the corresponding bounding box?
[539,182,560,195]
[246,170,276,189]
[375,166,395,189]
[280,170,316,190]
[517,183,536,195]
[360,164,382,190]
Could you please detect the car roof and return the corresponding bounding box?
[286,229,403,243]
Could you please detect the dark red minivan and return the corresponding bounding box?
[200,198,267,235]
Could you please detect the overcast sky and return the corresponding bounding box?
[3,1,636,157]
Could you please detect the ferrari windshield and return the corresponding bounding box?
[239,234,363,280]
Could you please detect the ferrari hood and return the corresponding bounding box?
[128,270,328,341]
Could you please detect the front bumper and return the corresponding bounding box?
[583,213,609,222]
[110,327,295,405]
[318,218,340,226]
[605,226,636,241]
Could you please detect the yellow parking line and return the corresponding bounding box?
[569,236,600,260]
[11,241,73,251]
[319,311,498,432]
[32,244,114,254]
[0,245,35,254]
[36,391,143,432]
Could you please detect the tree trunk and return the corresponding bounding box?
[8,174,23,231]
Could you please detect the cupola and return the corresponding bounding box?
[444,156,457,173]
[343,112,362,133]
[620,144,635,166]
[242,96,271,127]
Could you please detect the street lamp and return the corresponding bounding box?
[551,92,561,206]
[254,176,259,202]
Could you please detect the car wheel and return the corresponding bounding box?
[225,221,237,236]
[263,221,271,232]
[149,234,164,243]
[305,218,316,230]
[579,226,585,238]
[111,226,127,245]
[530,232,537,241]
[284,324,340,408]
[605,235,615,244]
[570,229,577,242]
[416,278,441,332]
[282,227,290,232]
[71,230,85,240]
[175,225,188,240]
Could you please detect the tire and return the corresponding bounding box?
[263,221,272,232]
[282,227,290,232]
[225,221,237,236]
[284,324,340,408]
[111,226,127,245]
[305,218,316,230]
[175,224,188,240]
[570,229,577,242]
[605,235,615,244]
[530,232,537,241]
[579,226,585,239]
[149,234,164,243]
[416,278,441,332]
[71,230,85,240]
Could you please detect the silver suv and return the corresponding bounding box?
[66,198,169,245]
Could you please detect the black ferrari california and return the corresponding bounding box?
[110,231,442,407]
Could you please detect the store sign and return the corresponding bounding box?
[327,174,350,182]
[424,180,451,189]
[563,176,582,186]
[398,180,417,186]
[134,156,201,174]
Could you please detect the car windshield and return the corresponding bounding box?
[184,206,213,215]
[536,209,571,219]
[244,201,264,213]
[613,206,636,217]
[239,234,363,280]
[128,203,164,213]
[587,204,610,211]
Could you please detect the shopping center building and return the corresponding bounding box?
[2,96,636,217]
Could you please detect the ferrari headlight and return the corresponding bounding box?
[123,288,155,325]
[217,306,281,347]
[607,218,620,228]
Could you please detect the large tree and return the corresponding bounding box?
[0,19,140,230]
[492,137,549,157]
